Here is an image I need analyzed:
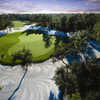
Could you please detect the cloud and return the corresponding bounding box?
[87,7,100,12]
[88,0,100,4]
[86,0,100,5]
[0,0,63,13]
[0,0,100,14]
[65,8,100,13]
[0,0,38,13]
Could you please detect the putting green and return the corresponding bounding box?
[0,32,55,65]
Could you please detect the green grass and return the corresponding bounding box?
[0,32,55,65]
[12,21,25,28]
[0,32,21,64]
[67,93,81,100]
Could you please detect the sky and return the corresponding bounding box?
[0,0,100,14]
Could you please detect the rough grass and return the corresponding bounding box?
[0,32,55,65]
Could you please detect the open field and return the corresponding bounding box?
[0,32,55,65]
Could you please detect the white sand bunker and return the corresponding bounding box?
[0,59,64,100]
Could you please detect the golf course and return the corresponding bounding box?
[0,31,55,65]
[0,13,100,100]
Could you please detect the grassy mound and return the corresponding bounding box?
[0,32,55,65]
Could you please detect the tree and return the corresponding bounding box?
[12,48,33,70]
[68,15,87,32]
[0,14,12,30]
[86,92,100,100]
[53,30,88,64]
[61,16,67,32]
[54,60,100,100]
[54,65,76,97]
[42,33,51,48]
[85,14,96,32]
[71,30,88,51]
[68,15,78,32]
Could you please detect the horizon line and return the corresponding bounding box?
[0,12,100,14]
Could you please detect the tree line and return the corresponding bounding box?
[0,14,13,30]
[0,14,96,33]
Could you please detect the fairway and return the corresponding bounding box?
[12,21,26,28]
[0,32,55,65]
